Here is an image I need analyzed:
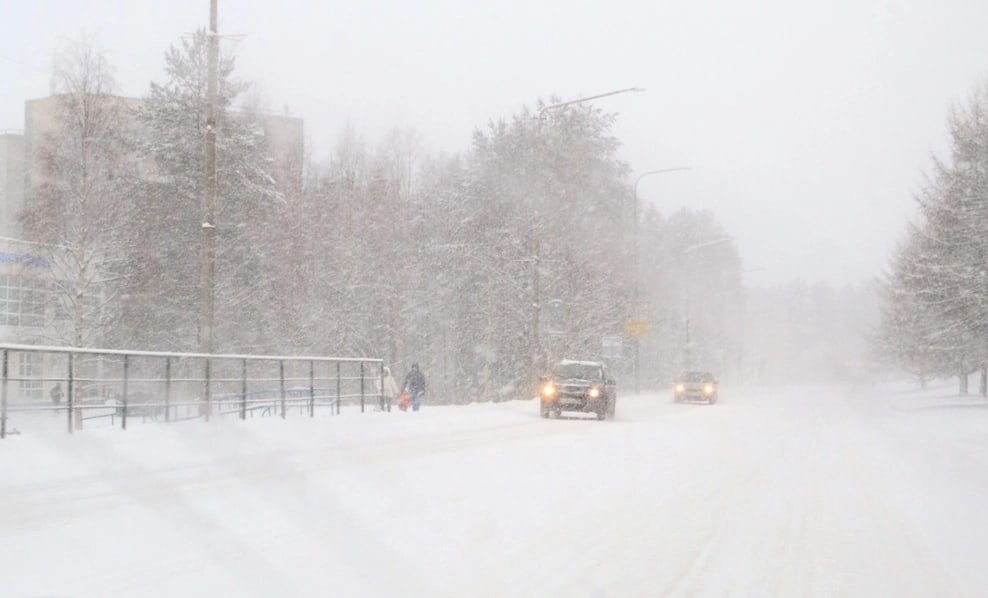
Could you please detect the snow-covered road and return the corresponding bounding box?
[3,383,987,597]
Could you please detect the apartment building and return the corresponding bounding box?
[1,95,303,399]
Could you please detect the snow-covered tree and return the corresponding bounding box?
[875,230,947,384]
[746,280,877,385]
[19,37,136,348]
[121,29,281,352]
[638,207,744,384]
[436,100,634,398]
[876,81,988,392]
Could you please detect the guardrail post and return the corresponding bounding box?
[203,358,212,421]
[308,360,315,418]
[240,358,247,420]
[1,349,8,439]
[279,360,286,419]
[360,361,366,413]
[165,357,172,423]
[67,354,76,433]
[379,362,388,412]
[335,361,341,415]
[122,354,130,431]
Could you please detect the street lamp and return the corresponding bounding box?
[684,237,733,254]
[538,87,645,121]
[632,167,691,285]
[529,87,645,378]
[681,237,734,371]
[627,167,690,395]
[634,167,692,199]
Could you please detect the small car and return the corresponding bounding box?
[673,371,718,404]
[539,359,616,420]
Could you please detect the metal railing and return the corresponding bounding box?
[0,343,386,438]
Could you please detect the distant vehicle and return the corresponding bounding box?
[673,371,718,404]
[539,359,616,420]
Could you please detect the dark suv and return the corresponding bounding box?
[539,360,617,420]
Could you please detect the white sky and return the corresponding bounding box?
[3,0,988,286]
[3,383,987,596]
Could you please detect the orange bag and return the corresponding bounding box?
[398,391,412,411]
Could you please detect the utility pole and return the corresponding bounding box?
[200,0,219,415]
[530,220,542,376]
[200,0,218,356]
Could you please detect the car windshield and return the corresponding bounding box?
[552,363,603,381]
[680,371,714,383]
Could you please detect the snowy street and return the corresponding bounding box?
[5,3,988,597]
[3,383,987,597]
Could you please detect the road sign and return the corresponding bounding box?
[602,335,623,359]
[624,318,651,338]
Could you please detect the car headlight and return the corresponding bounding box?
[703,383,715,395]
[675,383,685,393]
[541,383,557,398]
[588,386,601,399]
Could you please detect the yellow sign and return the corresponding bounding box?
[624,319,651,338]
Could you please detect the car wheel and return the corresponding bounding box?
[540,402,550,418]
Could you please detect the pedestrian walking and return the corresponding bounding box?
[50,382,63,406]
[376,366,400,412]
[402,363,426,412]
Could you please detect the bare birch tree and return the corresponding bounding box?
[19,36,135,348]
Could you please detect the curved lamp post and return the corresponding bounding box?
[682,237,734,371]
[684,237,733,254]
[628,167,691,394]
[538,87,645,121]
[530,87,645,377]
[634,167,692,195]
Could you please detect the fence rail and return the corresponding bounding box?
[0,343,386,438]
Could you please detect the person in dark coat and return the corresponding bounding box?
[50,382,63,405]
[403,363,426,412]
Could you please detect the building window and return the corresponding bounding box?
[0,274,46,327]
[18,351,43,401]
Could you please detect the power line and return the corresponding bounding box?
[0,53,46,72]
